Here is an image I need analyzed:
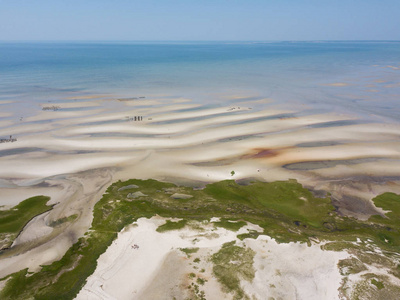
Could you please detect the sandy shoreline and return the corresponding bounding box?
[1,96,399,183]
[0,93,399,298]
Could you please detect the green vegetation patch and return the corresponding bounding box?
[365,193,400,249]
[179,247,199,257]
[196,277,207,285]
[156,219,188,232]
[48,214,78,228]
[237,230,262,241]
[212,241,255,300]
[0,230,116,300]
[371,279,385,290]
[0,196,52,250]
[213,218,247,232]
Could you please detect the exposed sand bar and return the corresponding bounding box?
[0,93,400,280]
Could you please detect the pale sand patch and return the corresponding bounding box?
[60,108,290,137]
[0,120,14,127]
[22,103,198,130]
[172,98,192,103]
[63,95,113,100]
[324,83,350,87]
[384,83,400,88]
[149,105,253,122]
[0,100,16,105]
[0,123,55,136]
[170,193,193,199]
[40,101,100,109]
[139,102,202,115]
[76,217,348,300]
[0,153,131,178]
[0,112,12,118]
[243,237,348,300]
[121,99,164,106]
[235,98,273,106]
[22,108,105,123]
[12,211,54,245]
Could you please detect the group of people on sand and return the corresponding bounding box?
[0,135,16,143]
[126,116,144,121]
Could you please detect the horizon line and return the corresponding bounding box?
[1,39,400,43]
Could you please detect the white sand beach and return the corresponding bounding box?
[77,217,348,300]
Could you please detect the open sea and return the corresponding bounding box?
[0,41,400,122]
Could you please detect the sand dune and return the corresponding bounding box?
[77,217,348,300]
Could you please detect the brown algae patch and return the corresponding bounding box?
[241,147,289,160]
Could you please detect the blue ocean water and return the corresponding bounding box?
[0,41,399,121]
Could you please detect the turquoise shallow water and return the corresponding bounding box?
[0,41,399,121]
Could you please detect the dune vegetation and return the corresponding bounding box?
[1,179,400,299]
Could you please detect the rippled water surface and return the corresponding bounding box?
[0,41,399,121]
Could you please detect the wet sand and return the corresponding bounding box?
[0,93,399,296]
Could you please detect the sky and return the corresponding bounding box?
[0,0,399,41]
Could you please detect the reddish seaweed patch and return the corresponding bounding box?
[242,147,289,160]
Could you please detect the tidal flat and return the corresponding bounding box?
[0,92,400,299]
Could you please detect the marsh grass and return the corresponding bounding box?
[48,214,78,228]
[0,196,51,234]
[0,196,52,250]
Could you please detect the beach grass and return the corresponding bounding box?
[211,241,255,300]
[156,219,188,232]
[213,219,247,231]
[179,247,199,257]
